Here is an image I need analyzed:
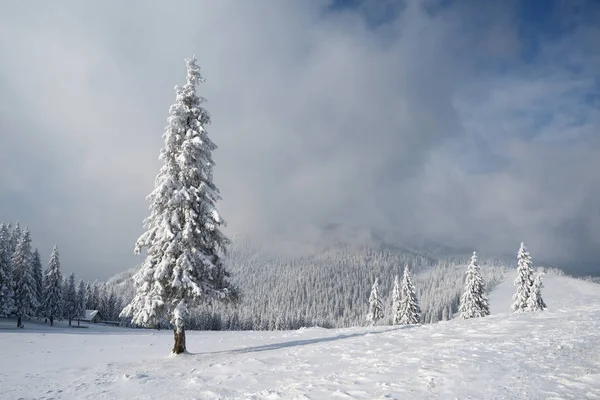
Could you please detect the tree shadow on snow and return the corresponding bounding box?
[197,326,414,356]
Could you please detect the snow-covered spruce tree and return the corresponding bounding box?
[511,242,534,312]
[120,56,237,354]
[32,249,43,316]
[12,228,38,327]
[391,275,401,325]
[41,246,63,326]
[76,280,86,325]
[366,278,383,326]
[0,223,15,316]
[86,283,98,310]
[458,251,490,319]
[100,287,116,321]
[398,264,421,325]
[527,272,546,311]
[64,273,78,326]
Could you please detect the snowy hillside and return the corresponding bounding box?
[2,273,600,399]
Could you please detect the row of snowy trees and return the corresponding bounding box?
[367,265,422,326]
[100,245,507,331]
[68,241,542,332]
[365,242,548,327]
[458,242,547,322]
[0,222,86,327]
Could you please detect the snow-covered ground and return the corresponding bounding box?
[2,274,600,399]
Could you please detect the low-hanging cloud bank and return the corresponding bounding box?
[0,0,598,278]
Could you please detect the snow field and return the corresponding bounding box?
[1,274,599,399]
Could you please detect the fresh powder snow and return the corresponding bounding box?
[2,273,599,399]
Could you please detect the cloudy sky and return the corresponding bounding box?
[0,0,599,279]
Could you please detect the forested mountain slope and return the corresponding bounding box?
[101,226,510,329]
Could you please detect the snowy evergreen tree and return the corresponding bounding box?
[86,282,98,310]
[0,223,15,316]
[12,228,37,327]
[527,272,547,311]
[32,249,43,315]
[459,251,490,319]
[41,246,63,326]
[121,56,237,354]
[366,278,383,326]
[398,264,421,325]
[76,280,86,325]
[100,286,119,321]
[391,275,401,325]
[64,273,78,326]
[512,242,534,312]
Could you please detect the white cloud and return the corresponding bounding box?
[0,0,598,278]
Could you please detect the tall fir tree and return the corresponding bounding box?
[0,223,15,316]
[527,272,547,311]
[101,287,117,321]
[121,56,237,354]
[366,278,383,326]
[76,280,86,325]
[12,228,37,327]
[41,246,63,326]
[459,251,490,319]
[32,249,43,316]
[391,275,401,325]
[86,283,99,310]
[398,264,421,325]
[511,242,534,312]
[64,273,78,326]
[84,282,93,309]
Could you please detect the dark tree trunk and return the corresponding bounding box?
[78,319,80,326]
[172,327,186,354]
[50,316,54,326]
[17,316,22,328]
[69,318,72,327]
